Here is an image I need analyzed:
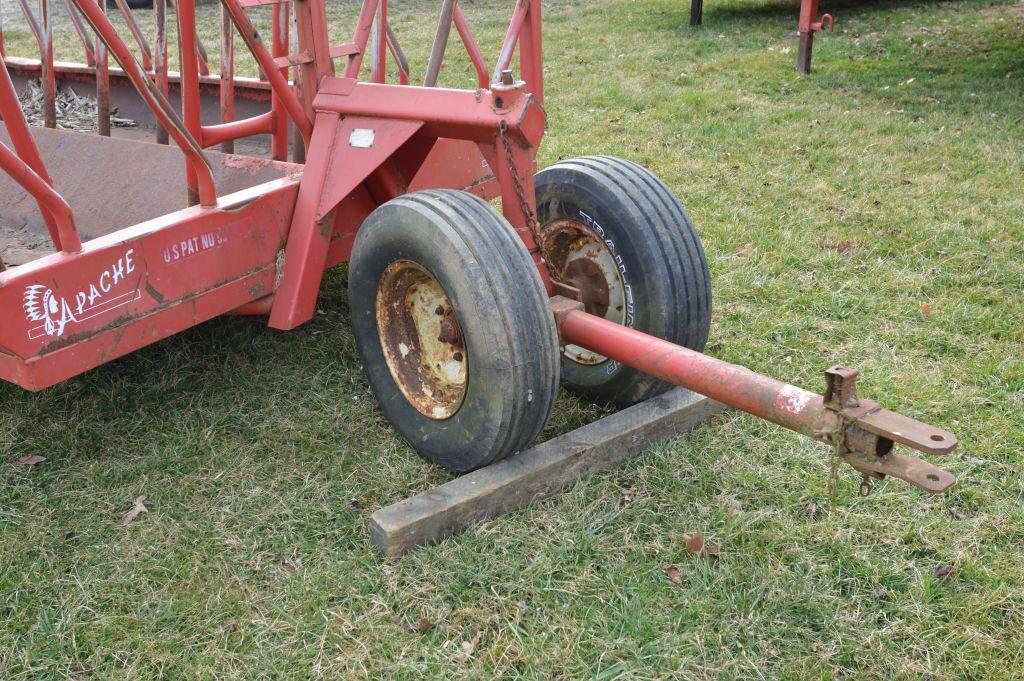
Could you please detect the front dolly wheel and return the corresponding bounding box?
[348,189,560,473]
[535,156,713,407]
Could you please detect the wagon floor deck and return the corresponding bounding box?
[1,126,299,268]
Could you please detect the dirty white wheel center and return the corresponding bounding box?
[376,260,468,419]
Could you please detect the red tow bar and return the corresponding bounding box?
[552,297,956,494]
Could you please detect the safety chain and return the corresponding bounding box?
[859,473,873,497]
[828,429,873,502]
[498,120,544,255]
[828,430,841,504]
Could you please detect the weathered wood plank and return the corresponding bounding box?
[369,389,726,557]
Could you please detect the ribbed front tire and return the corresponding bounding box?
[348,190,560,473]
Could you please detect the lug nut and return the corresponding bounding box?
[437,313,463,347]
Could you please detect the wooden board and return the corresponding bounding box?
[369,389,726,557]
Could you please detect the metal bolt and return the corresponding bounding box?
[500,69,514,86]
[437,313,463,347]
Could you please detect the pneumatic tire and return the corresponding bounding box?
[348,190,560,473]
[535,156,712,407]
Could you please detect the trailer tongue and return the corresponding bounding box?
[552,297,956,495]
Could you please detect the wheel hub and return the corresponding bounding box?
[562,256,611,319]
[540,219,626,366]
[376,260,467,420]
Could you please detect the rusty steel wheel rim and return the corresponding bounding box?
[541,218,627,366]
[376,260,468,420]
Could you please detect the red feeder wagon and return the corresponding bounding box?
[0,0,955,495]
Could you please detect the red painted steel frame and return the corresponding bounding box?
[0,60,78,252]
[0,0,548,390]
[0,180,298,390]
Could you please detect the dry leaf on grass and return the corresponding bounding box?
[455,631,481,661]
[685,531,720,558]
[122,496,152,525]
[933,565,956,581]
[413,618,435,634]
[620,487,638,507]
[723,497,743,515]
[662,565,683,584]
[13,455,47,467]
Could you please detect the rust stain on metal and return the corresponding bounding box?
[219,154,300,176]
[437,312,463,348]
[823,365,860,409]
[39,309,144,355]
[144,279,166,304]
[376,260,467,420]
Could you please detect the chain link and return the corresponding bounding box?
[828,441,839,504]
[859,473,873,497]
[498,120,544,253]
[827,430,841,504]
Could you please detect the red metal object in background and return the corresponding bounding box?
[0,0,954,495]
[797,0,835,74]
[687,0,834,73]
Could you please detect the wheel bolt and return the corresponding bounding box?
[438,313,463,347]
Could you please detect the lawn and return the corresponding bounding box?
[1,0,1023,677]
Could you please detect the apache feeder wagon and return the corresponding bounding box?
[0,0,956,501]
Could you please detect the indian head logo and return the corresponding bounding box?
[21,248,142,340]
[23,285,77,338]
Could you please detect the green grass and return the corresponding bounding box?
[2,0,1024,677]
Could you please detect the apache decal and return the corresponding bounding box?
[22,248,142,340]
